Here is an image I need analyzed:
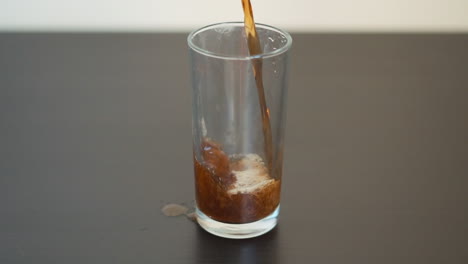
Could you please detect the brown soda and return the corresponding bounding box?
[194,139,280,224]
[241,0,274,174]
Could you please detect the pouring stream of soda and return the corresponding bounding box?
[241,0,274,175]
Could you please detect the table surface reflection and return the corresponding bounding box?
[1,33,467,263]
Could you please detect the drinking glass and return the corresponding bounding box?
[188,22,292,239]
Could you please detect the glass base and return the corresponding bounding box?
[196,205,279,239]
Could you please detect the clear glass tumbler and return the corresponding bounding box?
[188,22,292,239]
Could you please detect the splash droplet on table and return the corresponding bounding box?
[161,203,188,216]
[185,212,197,222]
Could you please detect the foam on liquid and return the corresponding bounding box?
[228,154,275,195]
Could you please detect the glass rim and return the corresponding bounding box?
[187,21,293,60]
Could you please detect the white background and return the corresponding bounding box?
[1,0,468,32]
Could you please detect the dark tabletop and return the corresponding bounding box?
[1,33,467,263]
